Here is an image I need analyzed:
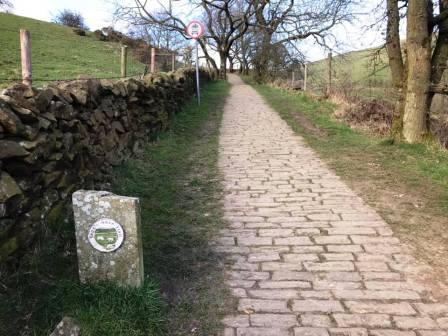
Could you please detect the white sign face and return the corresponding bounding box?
[88,218,124,252]
[186,20,205,39]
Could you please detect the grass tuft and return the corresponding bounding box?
[34,281,166,336]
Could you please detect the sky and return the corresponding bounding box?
[6,0,387,62]
[9,0,116,30]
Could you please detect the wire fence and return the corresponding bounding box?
[269,50,396,102]
[303,53,447,112]
[305,56,394,102]
[0,25,179,88]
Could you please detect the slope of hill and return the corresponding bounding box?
[307,45,448,112]
[307,47,391,96]
[0,13,146,87]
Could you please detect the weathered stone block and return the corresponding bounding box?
[50,316,81,336]
[72,190,144,287]
[0,172,22,202]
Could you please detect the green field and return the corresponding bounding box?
[310,48,391,84]
[94,229,118,247]
[0,13,146,87]
[307,47,392,98]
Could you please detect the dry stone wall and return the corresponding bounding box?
[0,68,209,263]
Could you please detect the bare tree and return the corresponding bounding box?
[115,0,257,79]
[0,0,13,12]
[385,0,448,143]
[229,13,257,75]
[53,9,89,30]
[182,45,194,67]
[114,0,355,81]
[114,0,220,76]
[251,0,355,82]
[230,33,249,74]
[201,0,254,78]
[129,23,185,51]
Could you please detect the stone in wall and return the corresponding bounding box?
[50,317,81,336]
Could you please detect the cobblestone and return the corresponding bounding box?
[217,75,448,335]
[250,314,298,328]
[393,316,439,329]
[291,300,344,313]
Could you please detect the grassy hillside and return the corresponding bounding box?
[307,47,392,98]
[0,13,145,87]
[310,48,390,83]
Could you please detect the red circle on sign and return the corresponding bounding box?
[186,20,205,39]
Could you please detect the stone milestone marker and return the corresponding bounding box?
[72,190,144,287]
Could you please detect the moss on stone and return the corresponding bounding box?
[0,172,22,203]
[46,202,67,232]
[0,237,18,261]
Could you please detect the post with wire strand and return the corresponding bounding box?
[121,45,128,78]
[304,63,307,92]
[326,52,332,97]
[20,29,32,86]
[150,47,156,73]
[195,40,200,105]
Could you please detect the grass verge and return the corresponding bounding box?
[113,79,232,335]
[244,76,448,298]
[0,80,231,335]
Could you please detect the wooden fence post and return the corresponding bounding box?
[304,63,308,92]
[20,29,32,86]
[121,45,128,78]
[150,48,156,73]
[327,52,332,96]
[171,53,175,72]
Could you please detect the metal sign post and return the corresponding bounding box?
[195,40,200,105]
[186,20,205,105]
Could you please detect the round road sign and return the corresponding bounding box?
[186,20,205,39]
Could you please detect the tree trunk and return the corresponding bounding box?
[219,52,227,79]
[386,0,406,139]
[254,33,273,83]
[402,0,432,143]
[198,39,219,76]
[386,0,405,88]
[228,56,234,73]
[427,0,448,112]
[326,52,333,97]
[242,59,249,75]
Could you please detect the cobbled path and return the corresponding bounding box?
[215,75,448,336]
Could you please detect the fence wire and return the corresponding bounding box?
[0,26,148,87]
[304,51,393,101]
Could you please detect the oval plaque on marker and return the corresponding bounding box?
[88,218,124,252]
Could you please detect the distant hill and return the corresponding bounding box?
[0,13,146,87]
